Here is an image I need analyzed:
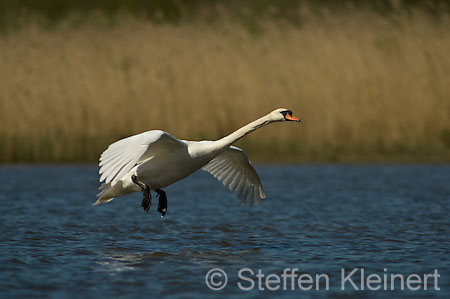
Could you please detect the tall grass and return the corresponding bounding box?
[1,10,450,163]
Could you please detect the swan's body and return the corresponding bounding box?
[94,108,300,215]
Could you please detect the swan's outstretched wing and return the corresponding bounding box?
[202,146,265,206]
[99,130,186,184]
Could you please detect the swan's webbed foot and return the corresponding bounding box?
[155,189,167,218]
[141,188,151,212]
[132,175,151,212]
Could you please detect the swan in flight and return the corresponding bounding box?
[94,108,300,217]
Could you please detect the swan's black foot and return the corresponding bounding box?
[141,188,151,212]
[155,189,167,217]
[132,175,151,212]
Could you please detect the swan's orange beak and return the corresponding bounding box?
[285,114,301,122]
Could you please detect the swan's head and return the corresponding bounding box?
[269,108,301,122]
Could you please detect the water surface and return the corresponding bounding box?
[0,165,449,298]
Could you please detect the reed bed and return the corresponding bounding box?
[0,10,449,163]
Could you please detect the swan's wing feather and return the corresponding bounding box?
[99,130,185,184]
[202,146,265,205]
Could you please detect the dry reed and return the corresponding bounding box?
[0,10,450,163]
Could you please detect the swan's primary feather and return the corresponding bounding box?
[202,146,266,206]
[99,130,186,184]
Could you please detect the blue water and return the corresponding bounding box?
[0,165,449,298]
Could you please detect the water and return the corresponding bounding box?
[0,165,449,298]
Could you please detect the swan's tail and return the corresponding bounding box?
[93,183,116,205]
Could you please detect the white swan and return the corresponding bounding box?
[94,108,300,217]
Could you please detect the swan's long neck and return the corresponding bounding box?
[209,114,273,153]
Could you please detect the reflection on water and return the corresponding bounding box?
[0,165,449,298]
